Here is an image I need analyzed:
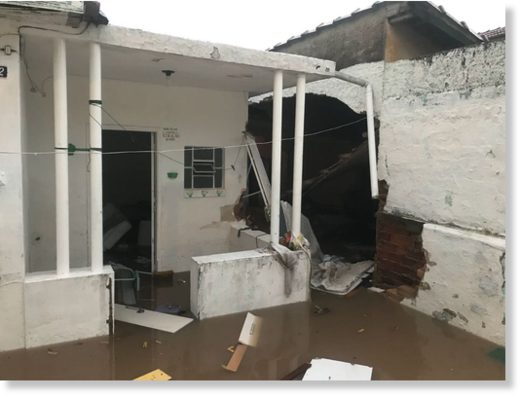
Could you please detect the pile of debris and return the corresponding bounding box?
[280,201,374,296]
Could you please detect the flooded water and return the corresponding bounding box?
[0,272,505,380]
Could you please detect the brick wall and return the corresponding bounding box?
[374,212,426,290]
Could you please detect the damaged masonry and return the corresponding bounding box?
[0,0,506,381]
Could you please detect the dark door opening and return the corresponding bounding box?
[102,130,155,274]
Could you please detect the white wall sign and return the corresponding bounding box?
[162,127,179,141]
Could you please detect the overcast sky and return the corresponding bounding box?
[99,0,506,50]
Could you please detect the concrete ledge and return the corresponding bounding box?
[228,222,271,252]
[191,248,310,319]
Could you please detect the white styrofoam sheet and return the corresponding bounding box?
[303,358,372,381]
[114,304,193,334]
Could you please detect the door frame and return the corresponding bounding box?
[102,128,158,273]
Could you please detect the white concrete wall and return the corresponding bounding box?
[24,267,113,348]
[378,41,506,235]
[403,224,505,345]
[0,27,27,351]
[24,75,248,273]
[377,42,506,344]
[191,249,310,319]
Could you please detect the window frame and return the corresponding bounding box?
[184,146,225,190]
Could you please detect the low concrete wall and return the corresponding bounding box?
[0,282,25,351]
[228,222,270,252]
[191,249,310,319]
[402,224,505,346]
[23,267,113,349]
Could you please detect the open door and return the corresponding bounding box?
[102,130,155,274]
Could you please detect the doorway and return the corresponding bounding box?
[102,130,156,274]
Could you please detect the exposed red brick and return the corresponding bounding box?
[374,212,427,288]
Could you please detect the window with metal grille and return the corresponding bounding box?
[184,146,224,189]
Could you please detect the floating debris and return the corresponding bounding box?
[313,305,330,315]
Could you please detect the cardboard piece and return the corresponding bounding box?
[238,312,262,347]
[302,358,372,381]
[222,343,248,372]
[134,369,172,381]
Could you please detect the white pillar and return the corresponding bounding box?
[291,74,306,238]
[53,38,69,276]
[89,42,103,273]
[270,70,283,244]
[366,84,379,198]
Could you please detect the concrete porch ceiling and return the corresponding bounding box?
[23,25,337,95]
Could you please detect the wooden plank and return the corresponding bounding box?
[222,343,248,372]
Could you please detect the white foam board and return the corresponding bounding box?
[115,304,193,334]
[303,358,372,381]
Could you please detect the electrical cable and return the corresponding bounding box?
[15,22,92,96]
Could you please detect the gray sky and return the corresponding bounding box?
[99,0,506,50]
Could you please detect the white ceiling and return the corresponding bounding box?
[24,35,321,95]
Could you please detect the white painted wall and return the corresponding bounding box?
[379,42,506,344]
[24,267,113,348]
[24,74,248,273]
[191,249,310,319]
[378,41,506,235]
[0,27,27,351]
[402,224,505,345]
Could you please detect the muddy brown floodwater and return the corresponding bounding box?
[0,272,505,380]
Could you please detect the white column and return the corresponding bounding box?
[270,70,283,244]
[89,42,103,273]
[291,74,306,238]
[366,84,379,198]
[53,38,70,276]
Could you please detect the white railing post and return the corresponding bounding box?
[291,74,306,239]
[53,38,70,276]
[270,70,283,244]
[89,42,103,273]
